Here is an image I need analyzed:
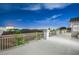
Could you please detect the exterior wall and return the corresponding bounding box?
[0,30,3,36]
[56,29,67,34]
[70,22,79,38]
[71,22,79,32]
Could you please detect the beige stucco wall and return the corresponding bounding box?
[71,23,79,32]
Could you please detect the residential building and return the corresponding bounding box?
[70,17,79,38]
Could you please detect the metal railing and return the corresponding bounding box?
[0,36,16,50]
[0,32,44,50]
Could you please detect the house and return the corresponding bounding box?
[70,17,79,38]
[0,26,15,31]
[56,27,67,34]
[5,26,15,31]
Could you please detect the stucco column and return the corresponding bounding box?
[43,29,49,40]
[0,30,3,36]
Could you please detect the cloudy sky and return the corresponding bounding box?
[0,3,79,29]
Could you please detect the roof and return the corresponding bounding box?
[70,17,79,22]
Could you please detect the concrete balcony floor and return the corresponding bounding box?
[0,34,79,55]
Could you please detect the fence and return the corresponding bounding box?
[0,32,44,50]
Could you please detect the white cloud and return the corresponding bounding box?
[33,14,69,29]
[22,3,71,11]
[17,19,23,21]
[22,4,41,11]
[43,3,71,10]
[33,14,64,29]
[52,14,62,19]
[35,14,62,24]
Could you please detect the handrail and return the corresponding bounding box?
[0,32,43,50]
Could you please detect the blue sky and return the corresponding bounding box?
[0,3,79,29]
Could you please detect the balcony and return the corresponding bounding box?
[0,31,79,55]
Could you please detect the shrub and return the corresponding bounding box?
[16,37,26,46]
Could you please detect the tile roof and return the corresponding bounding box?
[70,17,79,22]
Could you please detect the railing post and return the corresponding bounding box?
[43,29,49,40]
